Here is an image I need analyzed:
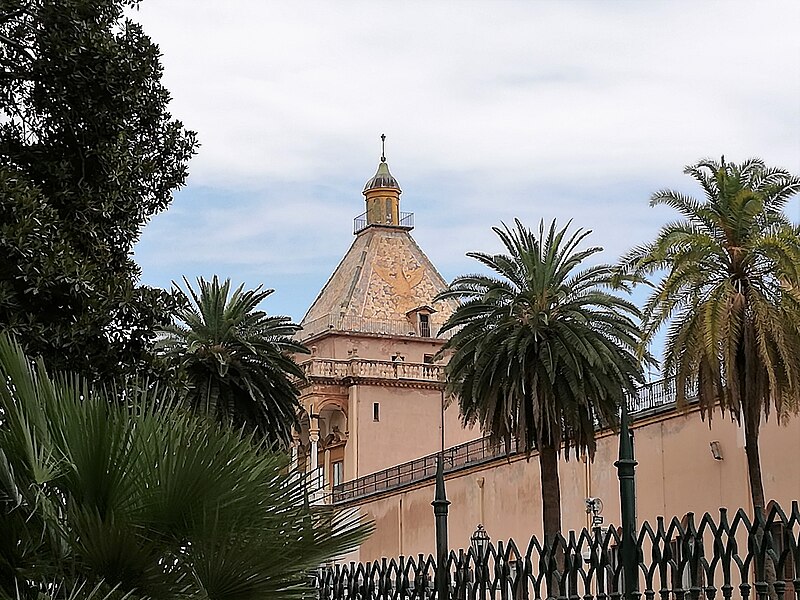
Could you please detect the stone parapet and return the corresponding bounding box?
[300,357,444,385]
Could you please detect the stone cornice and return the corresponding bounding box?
[301,375,443,391]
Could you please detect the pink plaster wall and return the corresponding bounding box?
[308,332,445,362]
[352,385,478,476]
[348,409,800,562]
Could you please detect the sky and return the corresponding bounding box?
[131,0,800,371]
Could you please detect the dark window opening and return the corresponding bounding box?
[385,198,393,224]
[418,313,431,337]
[423,354,435,364]
[373,402,380,422]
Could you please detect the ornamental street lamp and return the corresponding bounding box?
[507,545,521,599]
[471,523,490,556]
[471,524,490,594]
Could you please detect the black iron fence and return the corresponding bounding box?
[316,501,800,599]
[333,378,692,504]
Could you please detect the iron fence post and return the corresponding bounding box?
[615,397,639,600]
[432,453,451,599]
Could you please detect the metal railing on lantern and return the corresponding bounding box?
[353,211,415,234]
[332,377,694,504]
[315,501,800,600]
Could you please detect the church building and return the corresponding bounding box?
[291,146,479,490]
[290,147,800,562]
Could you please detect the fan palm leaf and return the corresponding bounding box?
[0,334,369,600]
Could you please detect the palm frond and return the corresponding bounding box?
[157,277,309,445]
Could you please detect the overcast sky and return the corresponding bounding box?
[132,0,800,368]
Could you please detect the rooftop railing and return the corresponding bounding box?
[353,211,415,234]
[331,377,695,504]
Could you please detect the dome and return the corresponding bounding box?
[363,160,401,193]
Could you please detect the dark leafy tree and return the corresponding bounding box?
[438,220,646,541]
[157,277,309,446]
[621,157,800,510]
[0,0,197,380]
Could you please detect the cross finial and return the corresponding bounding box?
[380,133,386,163]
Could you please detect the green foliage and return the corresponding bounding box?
[620,157,800,506]
[439,219,646,457]
[0,334,369,600]
[438,220,646,537]
[621,157,800,417]
[157,277,310,446]
[0,0,197,381]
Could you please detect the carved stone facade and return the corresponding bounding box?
[292,155,478,499]
[301,227,456,335]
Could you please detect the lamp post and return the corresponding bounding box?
[432,385,450,599]
[614,397,638,600]
[432,453,450,599]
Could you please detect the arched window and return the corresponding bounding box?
[385,198,393,224]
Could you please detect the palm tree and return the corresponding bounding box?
[0,333,369,600]
[158,276,309,446]
[621,157,800,510]
[438,219,646,541]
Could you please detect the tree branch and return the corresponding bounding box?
[0,33,35,61]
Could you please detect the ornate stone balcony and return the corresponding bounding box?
[300,357,444,384]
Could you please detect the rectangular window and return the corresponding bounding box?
[333,461,344,487]
[373,402,380,422]
[423,354,435,364]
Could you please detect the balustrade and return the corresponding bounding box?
[301,358,443,384]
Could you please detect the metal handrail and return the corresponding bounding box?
[353,211,415,234]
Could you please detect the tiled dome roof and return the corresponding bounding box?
[363,160,401,192]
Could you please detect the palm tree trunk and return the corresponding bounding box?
[538,443,562,542]
[743,404,766,510]
[744,403,779,598]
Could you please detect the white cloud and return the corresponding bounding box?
[131,0,800,325]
